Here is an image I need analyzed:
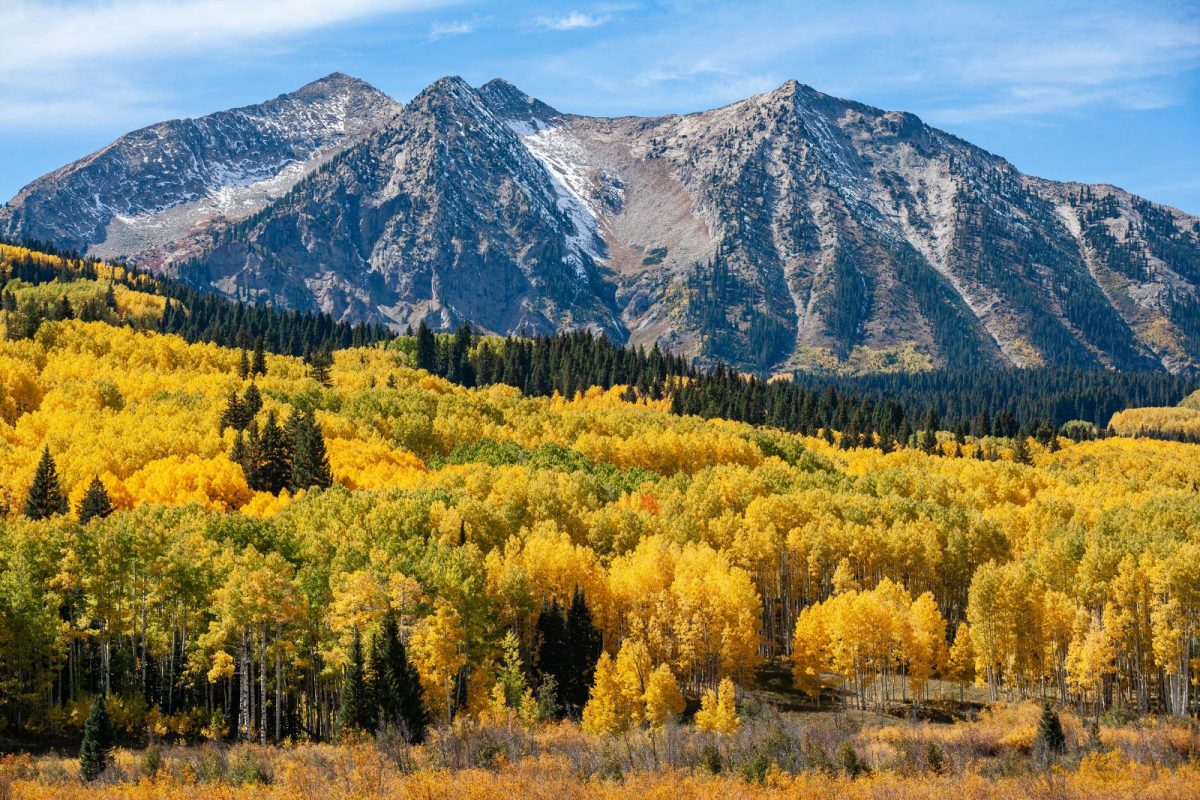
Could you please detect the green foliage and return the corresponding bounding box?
[25,446,67,520]
[77,475,114,524]
[1036,703,1066,756]
[339,628,374,735]
[79,695,114,782]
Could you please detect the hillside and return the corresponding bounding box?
[0,243,1198,797]
[4,76,1199,375]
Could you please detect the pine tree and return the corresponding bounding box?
[241,383,263,420]
[339,628,374,735]
[1036,702,1066,756]
[415,321,437,373]
[79,694,114,782]
[1013,435,1032,465]
[25,445,68,520]
[253,411,292,494]
[289,411,333,491]
[218,390,245,432]
[251,338,267,377]
[77,476,114,524]
[238,349,250,380]
[562,589,602,716]
[534,601,569,716]
[307,346,333,387]
[370,609,428,743]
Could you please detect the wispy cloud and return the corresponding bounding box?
[532,11,610,31]
[428,19,478,40]
[0,0,459,127]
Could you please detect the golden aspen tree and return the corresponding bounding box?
[790,604,829,698]
[581,652,627,737]
[946,622,975,702]
[410,599,468,721]
[694,677,739,735]
[908,591,948,700]
[642,663,685,729]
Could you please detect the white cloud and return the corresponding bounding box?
[532,11,609,31]
[0,0,458,73]
[428,19,477,40]
[0,0,460,128]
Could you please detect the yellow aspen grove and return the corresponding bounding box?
[642,663,685,728]
[908,591,949,701]
[581,652,627,737]
[694,677,740,735]
[946,622,975,702]
[5,242,1200,791]
[790,604,829,699]
[410,599,467,721]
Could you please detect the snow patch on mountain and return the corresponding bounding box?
[508,121,606,278]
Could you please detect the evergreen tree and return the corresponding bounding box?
[289,410,333,491]
[415,321,437,373]
[562,589,602,716]
[370,609,428,743]
[534,601,569,717]
[307,346,334,387]
[251,337,267,377]
[241,383,263,420]
[77,476,114,524]
[252,411,292,494]
[1036,702,1066,756]
[218,390,245,432]
[339,628,374,735]
[79,694,114,782]
[1013,435,1032,465]
[25,445,68,520]
[238,349,250,380]
[450,324,475,387]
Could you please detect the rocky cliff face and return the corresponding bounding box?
[0,73,400,268]
[6,74,1199,374]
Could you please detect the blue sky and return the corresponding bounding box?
[2,0,1198,213]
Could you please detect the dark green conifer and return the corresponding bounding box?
[77,476,114,524]
[339,628,374,735]
[307,346,333,387]
[289,411,333,491]
[251,337,267,377]
[79,694,115,782]
[415,321,437,373]
[253,410,292,494]
[370,609,428,743]
[25,445,68,520]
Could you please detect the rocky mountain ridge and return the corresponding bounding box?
[4,73,1199,374]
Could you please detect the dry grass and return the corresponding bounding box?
[4,703,1199,799]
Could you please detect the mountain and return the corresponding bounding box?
[0,73,400,269]
[5,75,1199,375]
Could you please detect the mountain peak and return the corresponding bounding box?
[478,78,561,127]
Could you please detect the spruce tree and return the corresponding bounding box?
[415,321,437,373]
[307,346,333,387]
[562,589,602,716]
[289,411,333,491]
[534,601,569,716]
[25,445,68,520]
[241,383,263,420]
[251,337,267,377]
[77,476,114,524]
[370,609,428,743]
[238,349,250,380]
[219,390,245,432]
[79,694,114,782]
[339,628,374,735]
[1036,702,1066,756]
[253,411,292,494]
